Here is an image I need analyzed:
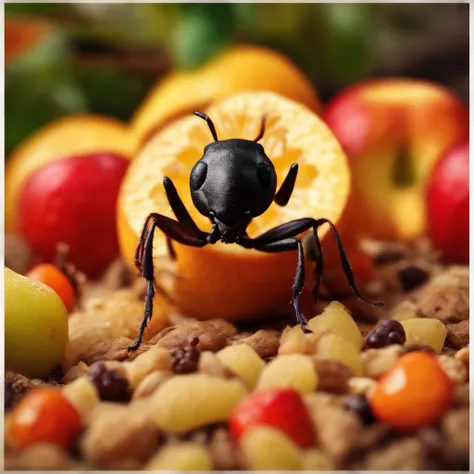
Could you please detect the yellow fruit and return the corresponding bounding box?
[131,45,322,148]
[401,318,447,354]
[119,91,350,322]
[240,426,302,470]
[217,343,265,390]
[5,115,134,233]
[308,301,363,350]
[149,373,247,433]
[257,353,318,393]
[316,332,364,376]
[5,267,68,378]
[145,443,212,471]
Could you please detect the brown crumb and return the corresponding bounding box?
[416,286,469,324]
[446,320,469,349]
[312,357,353,394]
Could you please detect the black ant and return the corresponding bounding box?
[129,111,381,351]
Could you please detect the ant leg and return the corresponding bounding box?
[312,219,382,306]
[253,114,268,142]
[252,237,311,332]
[129,212,209,351]
[274,163,299,206]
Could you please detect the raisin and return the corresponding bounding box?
[373,248,406,265]
[344,394,376,425]
[171,336,201,374]
[364,320,406,349]
[87,363,131,402]
[398,266,429,292]
[5,380,15,411]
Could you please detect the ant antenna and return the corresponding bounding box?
[253,114,267,143]
[194,111,219,142]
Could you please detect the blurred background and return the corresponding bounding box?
[5,2,469,156]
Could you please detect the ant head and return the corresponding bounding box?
[190,112,277,225]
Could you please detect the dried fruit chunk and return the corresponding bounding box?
[369,352,454,432]
[124,345,171,389]
[62,377,100,417]
[239,426,302,470]
[229,388,314,448]
[9,388,82,449]
[149,373,247,433]
[279,325,320,355]
[316,332,364,376]
[217,343,265,389]
[308,301,363,349]
[401,318,447,354]
[145,443,212,471]
[257,353,317,392]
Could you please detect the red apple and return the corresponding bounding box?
[18,153,129,277]
[426,141,469,264]
[229,388,314,448]
[325,79,468,242]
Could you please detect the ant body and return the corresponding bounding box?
[129,111,380,351]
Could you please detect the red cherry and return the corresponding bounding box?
[229,388,314,448]
[19,153,129,277]
[426,141,469,264]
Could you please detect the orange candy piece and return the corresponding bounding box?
[26,263,75,312]
[369,351,454,432]
[9,388,82,449]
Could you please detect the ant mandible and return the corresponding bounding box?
[129,111,382,351]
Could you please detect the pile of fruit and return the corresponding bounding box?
[4,45,469,470]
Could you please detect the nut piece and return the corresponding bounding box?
[437,355,468,384]
[217,343,265,389]
[123,346,171,389]
[257,353,318,393]
[446,320,469,349]
[133,370,172,399]
[401,318,447,354]
[149,373,247,433]
[145,442,212,471]
[81,404,159,468]
[312,358,353,394]
[62,376,100,417]
[240,329,280,359]
[279,325,320,355]
[317,332,364,376]
[240,426,302,470]
[362,345,402,379]
[302,448,336,470]
[416,286,469,324]
[308,301,364,350]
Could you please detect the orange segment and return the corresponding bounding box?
[5,115,135,233]
[119,92,350,321]
[131,45,323,150]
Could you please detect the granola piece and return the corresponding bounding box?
[312,357,353,394]
[347,377,377,397]
[358,437,424,470]
[133,371,172,399]
[123,346,171,389]
[81,403,159,468]
[304,392,361,464]
[361,345,403,379]
[442,408,469,453]
[4,443,76,470]
[416,286,469,324]
[453,383,469,408]
[156,321,228,352]
[240,329,280,359]
[61,362,90,383]
[145,442,213,470]
[302,448,336,470]
[208,427,241,470]
[455,346,469,367]
[446,320,469,349]
[198,351,235,378]
[437,355,468,384]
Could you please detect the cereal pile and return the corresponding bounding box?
[4,239,469,470]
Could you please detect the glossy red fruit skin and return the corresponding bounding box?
[229,388,314,448]
[426,141,469,264]
[19,153,129,278]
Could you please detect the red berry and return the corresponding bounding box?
[229,388,314,448]
[19,153,129,277]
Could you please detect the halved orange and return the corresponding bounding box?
[130,45,323,150]
[5,115,135,233]
[118,92,350,322]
